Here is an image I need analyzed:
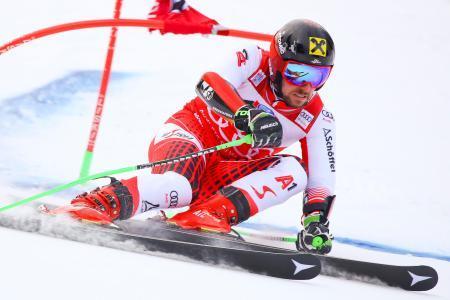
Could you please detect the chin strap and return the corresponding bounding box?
[269,72,284,101]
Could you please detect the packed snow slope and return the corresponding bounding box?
[0,0,449,299]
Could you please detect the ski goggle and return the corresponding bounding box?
[283,62,332,89]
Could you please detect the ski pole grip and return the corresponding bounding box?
[312,236,324,249]
[217,134,253,150]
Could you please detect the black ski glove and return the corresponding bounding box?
[234,105,282,148]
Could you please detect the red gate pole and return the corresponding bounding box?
[79,0,123,178]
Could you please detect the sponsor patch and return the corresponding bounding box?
[276,31,287,54]
[323,128,336,172]
[250,69,267,87]
[166,190,179,208]
[236,50,248,67]
[198,80,214,101]
[257,103,274,115]
[309,37,327,57]
[321,110,334,120]
[321,109,334,123]
[260,122,278,130]
[154,123,196,144]
[141,201,160,213]
[161,129,194,140]
[295,109,314,129]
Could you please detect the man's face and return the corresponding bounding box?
[281,79,314,108]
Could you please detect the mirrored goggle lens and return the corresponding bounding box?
[283,63,331,88]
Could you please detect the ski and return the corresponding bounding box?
[0,203,439,291]
[115,216,439,291]
[0,205,321,280]
[318,255,438,292]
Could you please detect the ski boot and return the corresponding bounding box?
[168,186,250,233]
[44,177,137,225]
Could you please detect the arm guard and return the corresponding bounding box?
[195,72,246,119]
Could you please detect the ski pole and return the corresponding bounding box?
[0,134,253,212]
[234,229,298,243]
[235,229,326,250]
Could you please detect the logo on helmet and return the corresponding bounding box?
[276,31,287,55]
[289,40,299,54]
[309,37,327,57]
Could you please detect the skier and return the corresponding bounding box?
[70,19,336,254]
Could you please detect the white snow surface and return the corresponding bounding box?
[0,0,449,299]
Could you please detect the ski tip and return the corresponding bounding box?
[402,265,438,291]
[290,257,321,280]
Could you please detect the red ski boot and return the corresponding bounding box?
[168,186,251,233]
[64,177,137,224]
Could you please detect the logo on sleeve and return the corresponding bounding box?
[199,80,214,101]
[250,69,267,87]
[295,109,314,129]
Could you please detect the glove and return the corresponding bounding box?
[234,105,282,148]
[296,211,333,255]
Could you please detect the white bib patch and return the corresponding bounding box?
[295,109,314,129]
[250,69,266,87]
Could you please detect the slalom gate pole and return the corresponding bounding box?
[0,135,253,212]
[79,0,123,178]
[0,19,271,56]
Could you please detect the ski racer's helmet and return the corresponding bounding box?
[269,19,335,98]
